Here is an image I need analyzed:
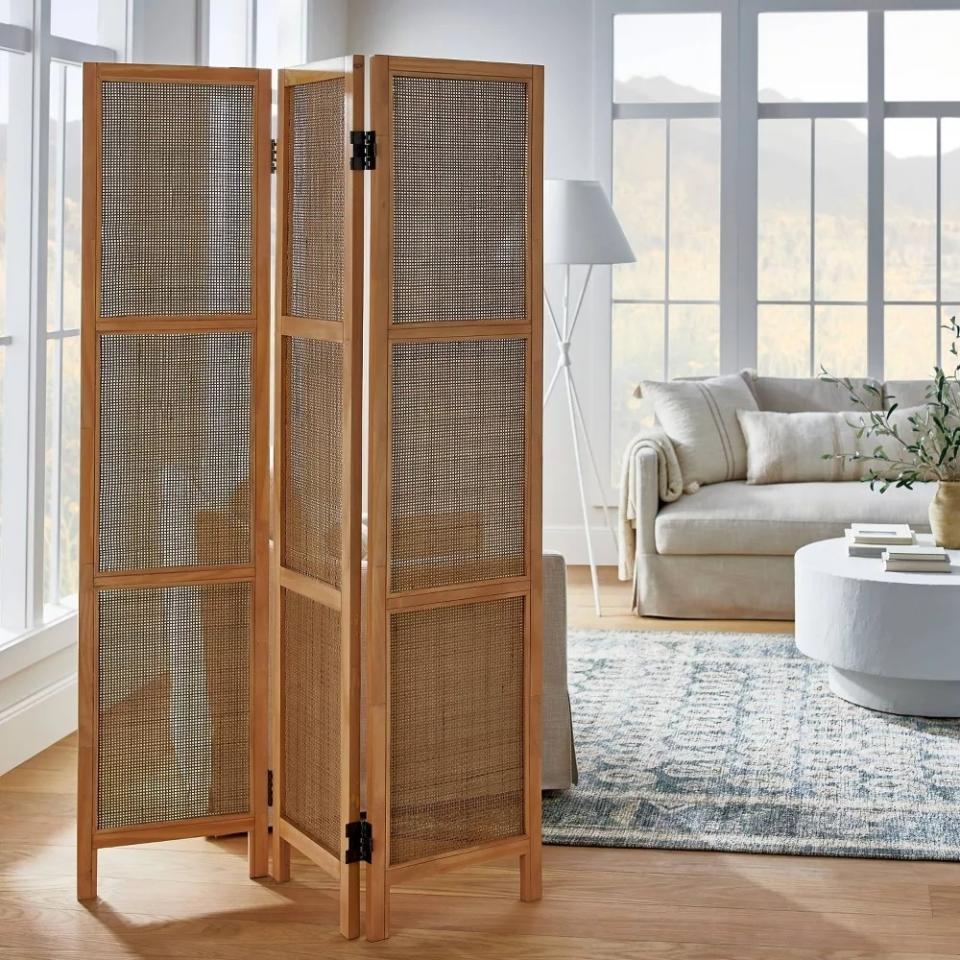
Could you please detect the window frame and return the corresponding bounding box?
[593,0,960,504]
[0,1,122,651]
[592,0,741,504]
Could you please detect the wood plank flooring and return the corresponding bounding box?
[1,566,958,958]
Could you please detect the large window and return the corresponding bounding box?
[602,0,960,485]
[609,11,722,476]
[756,11,869,379]
[0,2,123,636]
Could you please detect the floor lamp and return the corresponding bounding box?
[544,179,635,615]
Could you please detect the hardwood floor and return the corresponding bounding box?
[2,566,958,958]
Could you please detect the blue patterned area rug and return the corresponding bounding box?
[542,630,960,860]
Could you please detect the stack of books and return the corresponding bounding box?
[845,522,915,558]
[881,544,952,573]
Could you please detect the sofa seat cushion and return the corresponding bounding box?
[655,481,935,556]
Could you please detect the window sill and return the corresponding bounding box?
[0,609,78,683]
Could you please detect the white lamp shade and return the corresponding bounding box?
[543,179,635,265]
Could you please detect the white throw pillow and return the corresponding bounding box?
[737,410,863,484]
[640,373,759,486]
[736,406,926,485]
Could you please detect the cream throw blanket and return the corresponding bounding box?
[618,428,694,579]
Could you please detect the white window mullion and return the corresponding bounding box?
[809,117,816,376]
[936,116,942,370]
[0,44,35,631]
[719,0,741,373]
[44,61,67,605]
[867,9,885,379]
[24,0,53,625]
[663,118,671,379]
[737,1,759,370]
[589,4,616,506]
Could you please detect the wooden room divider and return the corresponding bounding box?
[79,54,542,943]
[78,64,272,898]
[269,56,364,940]
[365,55,544,942]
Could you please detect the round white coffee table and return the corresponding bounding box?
[795,537,960,717]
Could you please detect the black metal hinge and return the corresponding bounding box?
[345,811,372,863]
[267,769,274,807]
[350,130,376,171]
[270,138,278,173]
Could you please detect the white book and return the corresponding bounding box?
[850,521,915,544]
[843,527,917,557]
[852,523,913,536]
[884,544,949,560]
[882,557,952,573]
[844,531,887,558]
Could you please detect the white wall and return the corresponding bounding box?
[133,0,199,63]
[346,0,613,563]
[308,0,349,60]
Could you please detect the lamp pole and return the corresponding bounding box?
[544,263,617,616]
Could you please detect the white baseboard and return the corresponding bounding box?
[543,524,619,566]
[0,672,77,775]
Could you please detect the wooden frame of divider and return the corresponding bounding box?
[269,56,365,941]
[77,63,272,900]
[365,55,544,942]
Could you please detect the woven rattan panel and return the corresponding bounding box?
[282,337,343,587]
[390,338,525,593]
[97,583,251,830]
[287,80,344,322]
[100,80,254,318]
[391,75,528,324]
[389,597,525,865]
[280,589,341,856]
[98,332,252,572]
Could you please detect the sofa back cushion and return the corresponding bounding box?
[737,410,863,484]
[883,379,930,409]
[750,375,883,413]
[640,373,758,487]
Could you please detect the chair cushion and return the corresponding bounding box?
[750,375,883,413]
[655,480,935,556]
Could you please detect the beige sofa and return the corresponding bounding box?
[619,375,936,620]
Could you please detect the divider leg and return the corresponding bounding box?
[519,845,542,902]
[249,822,270,879]
[271,830,291,883]
[365,861,389,942]
[77,839,97,901]
[340,861,360,939]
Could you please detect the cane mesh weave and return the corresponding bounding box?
[99,80,254,319]
[389,597,525,865]
[280,589,341,856]
[98,332,252,572]
[390,338,526,593]
[97,583,251,831]
[282,337,343,587]
[391,75,528,325]
[287,79,344,322]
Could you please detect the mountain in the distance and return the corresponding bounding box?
[615,75,956,215]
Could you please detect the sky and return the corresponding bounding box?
[614,9,960,158]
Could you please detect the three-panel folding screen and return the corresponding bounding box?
[77,55,543,941]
